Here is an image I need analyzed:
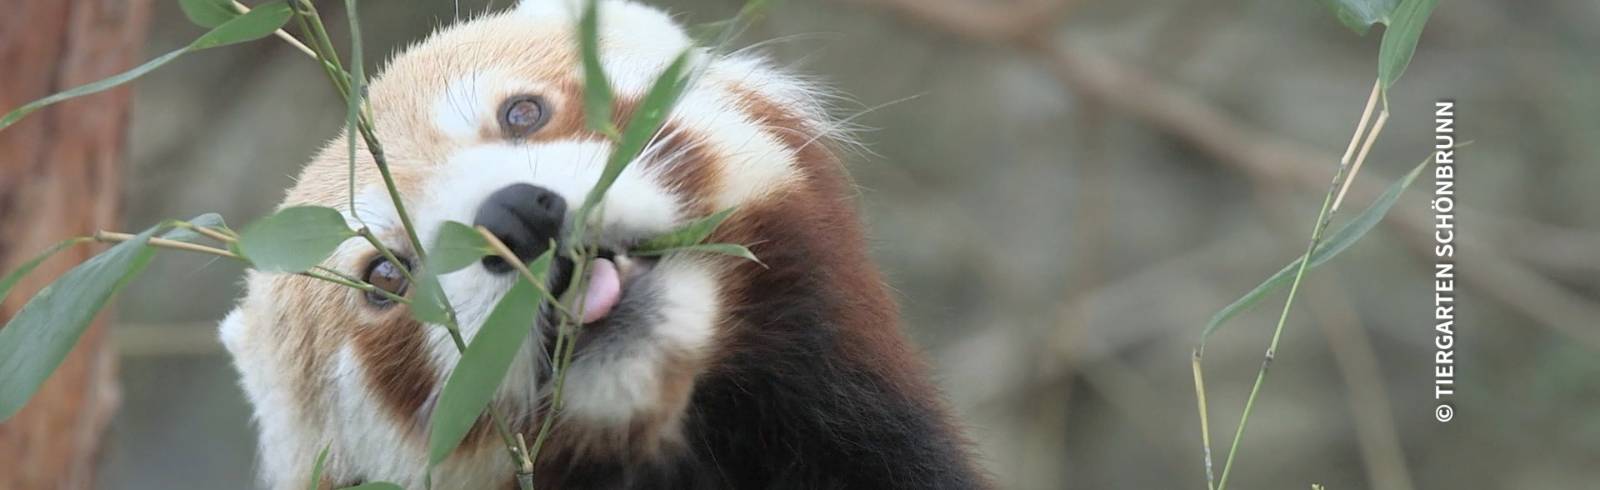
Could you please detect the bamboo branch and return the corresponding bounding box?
[93,231,236,259]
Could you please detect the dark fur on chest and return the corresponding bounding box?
[540,299,988,489]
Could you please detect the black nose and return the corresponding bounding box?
[474,183,567,274]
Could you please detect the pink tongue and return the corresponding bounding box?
[580,258,622,324]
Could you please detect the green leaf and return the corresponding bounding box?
[185,212,230,233]
[0,227,160,421]
[0,50,181,131]
[306,445,330,490]
[633,243,761,265]
[530,249,557,294]
[579,52,692,218]
[688,0,774,47]
[0,1,291,131]
[237,206,355,273]
[427,250,553,466]
[688,19,738,46]
[1199,154,1433,344]
[343,0,367,230]
[0,238,89,306]
[428,221,492,274]
[1377,0,1438,90]
[161,213,231,243]
[179,0,239,27]
[189,1,293,49]
[411,272,451,326]
[342,483,403,490]
[633,207,737,253]
[1316,0,1399,35]
[579,0,616,137]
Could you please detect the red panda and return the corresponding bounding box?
[219,1,989,488]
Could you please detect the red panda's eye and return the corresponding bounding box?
[499,95,550,137]
[361,256,411,307]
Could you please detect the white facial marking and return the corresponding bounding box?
[659,85,800,209]
[409,139,684,402]
[346,186,401,232]
[649,261,720,353]
[433,73,497,140]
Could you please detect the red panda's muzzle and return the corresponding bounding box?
[474,183,565,274]
[473,182,651,326]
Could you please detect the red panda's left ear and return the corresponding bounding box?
[217,307,249,355]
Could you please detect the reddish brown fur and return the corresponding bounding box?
[349,300,440,434]
[712,86,987,483]
[641,125,724,216]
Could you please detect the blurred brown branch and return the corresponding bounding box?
[839,0,1600,350]
[835,0,1076,42]
[0,1,153,488]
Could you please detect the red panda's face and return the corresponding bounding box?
[220,1,849,487]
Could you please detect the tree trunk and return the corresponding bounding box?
[0,1,152,488]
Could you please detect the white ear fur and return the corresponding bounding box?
[218,305,310,489]
[218,307,246,354]
[513,0,688,53]
[514,0,582,18]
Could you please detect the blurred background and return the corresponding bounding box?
[56,0,1600,488]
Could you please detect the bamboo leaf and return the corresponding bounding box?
[688,0,773,46]
[413,220,504,326]
[633,207,737,253]
[343,0,367,231]
[1314,0,1436,89]
[0,1,291,131]
[579,0,616,137]
[0,238,92,307]
[411,272,450,326]
[179,0,240,27]
[237,206,355,273]
[427,250,553,466]
[1199,154,1432,344]
[161,213,231,243]
[0,227,160,421]
[578,52,692,219]
[688,20,739,46]
[185,212,230,233]
[1316,0,1399,35]
[0,51,181,132]
[306,445,330,490]
[1377,0,1439,90]
[633,243,761,265]
[429,221,493,274]
[189,1,294,49]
